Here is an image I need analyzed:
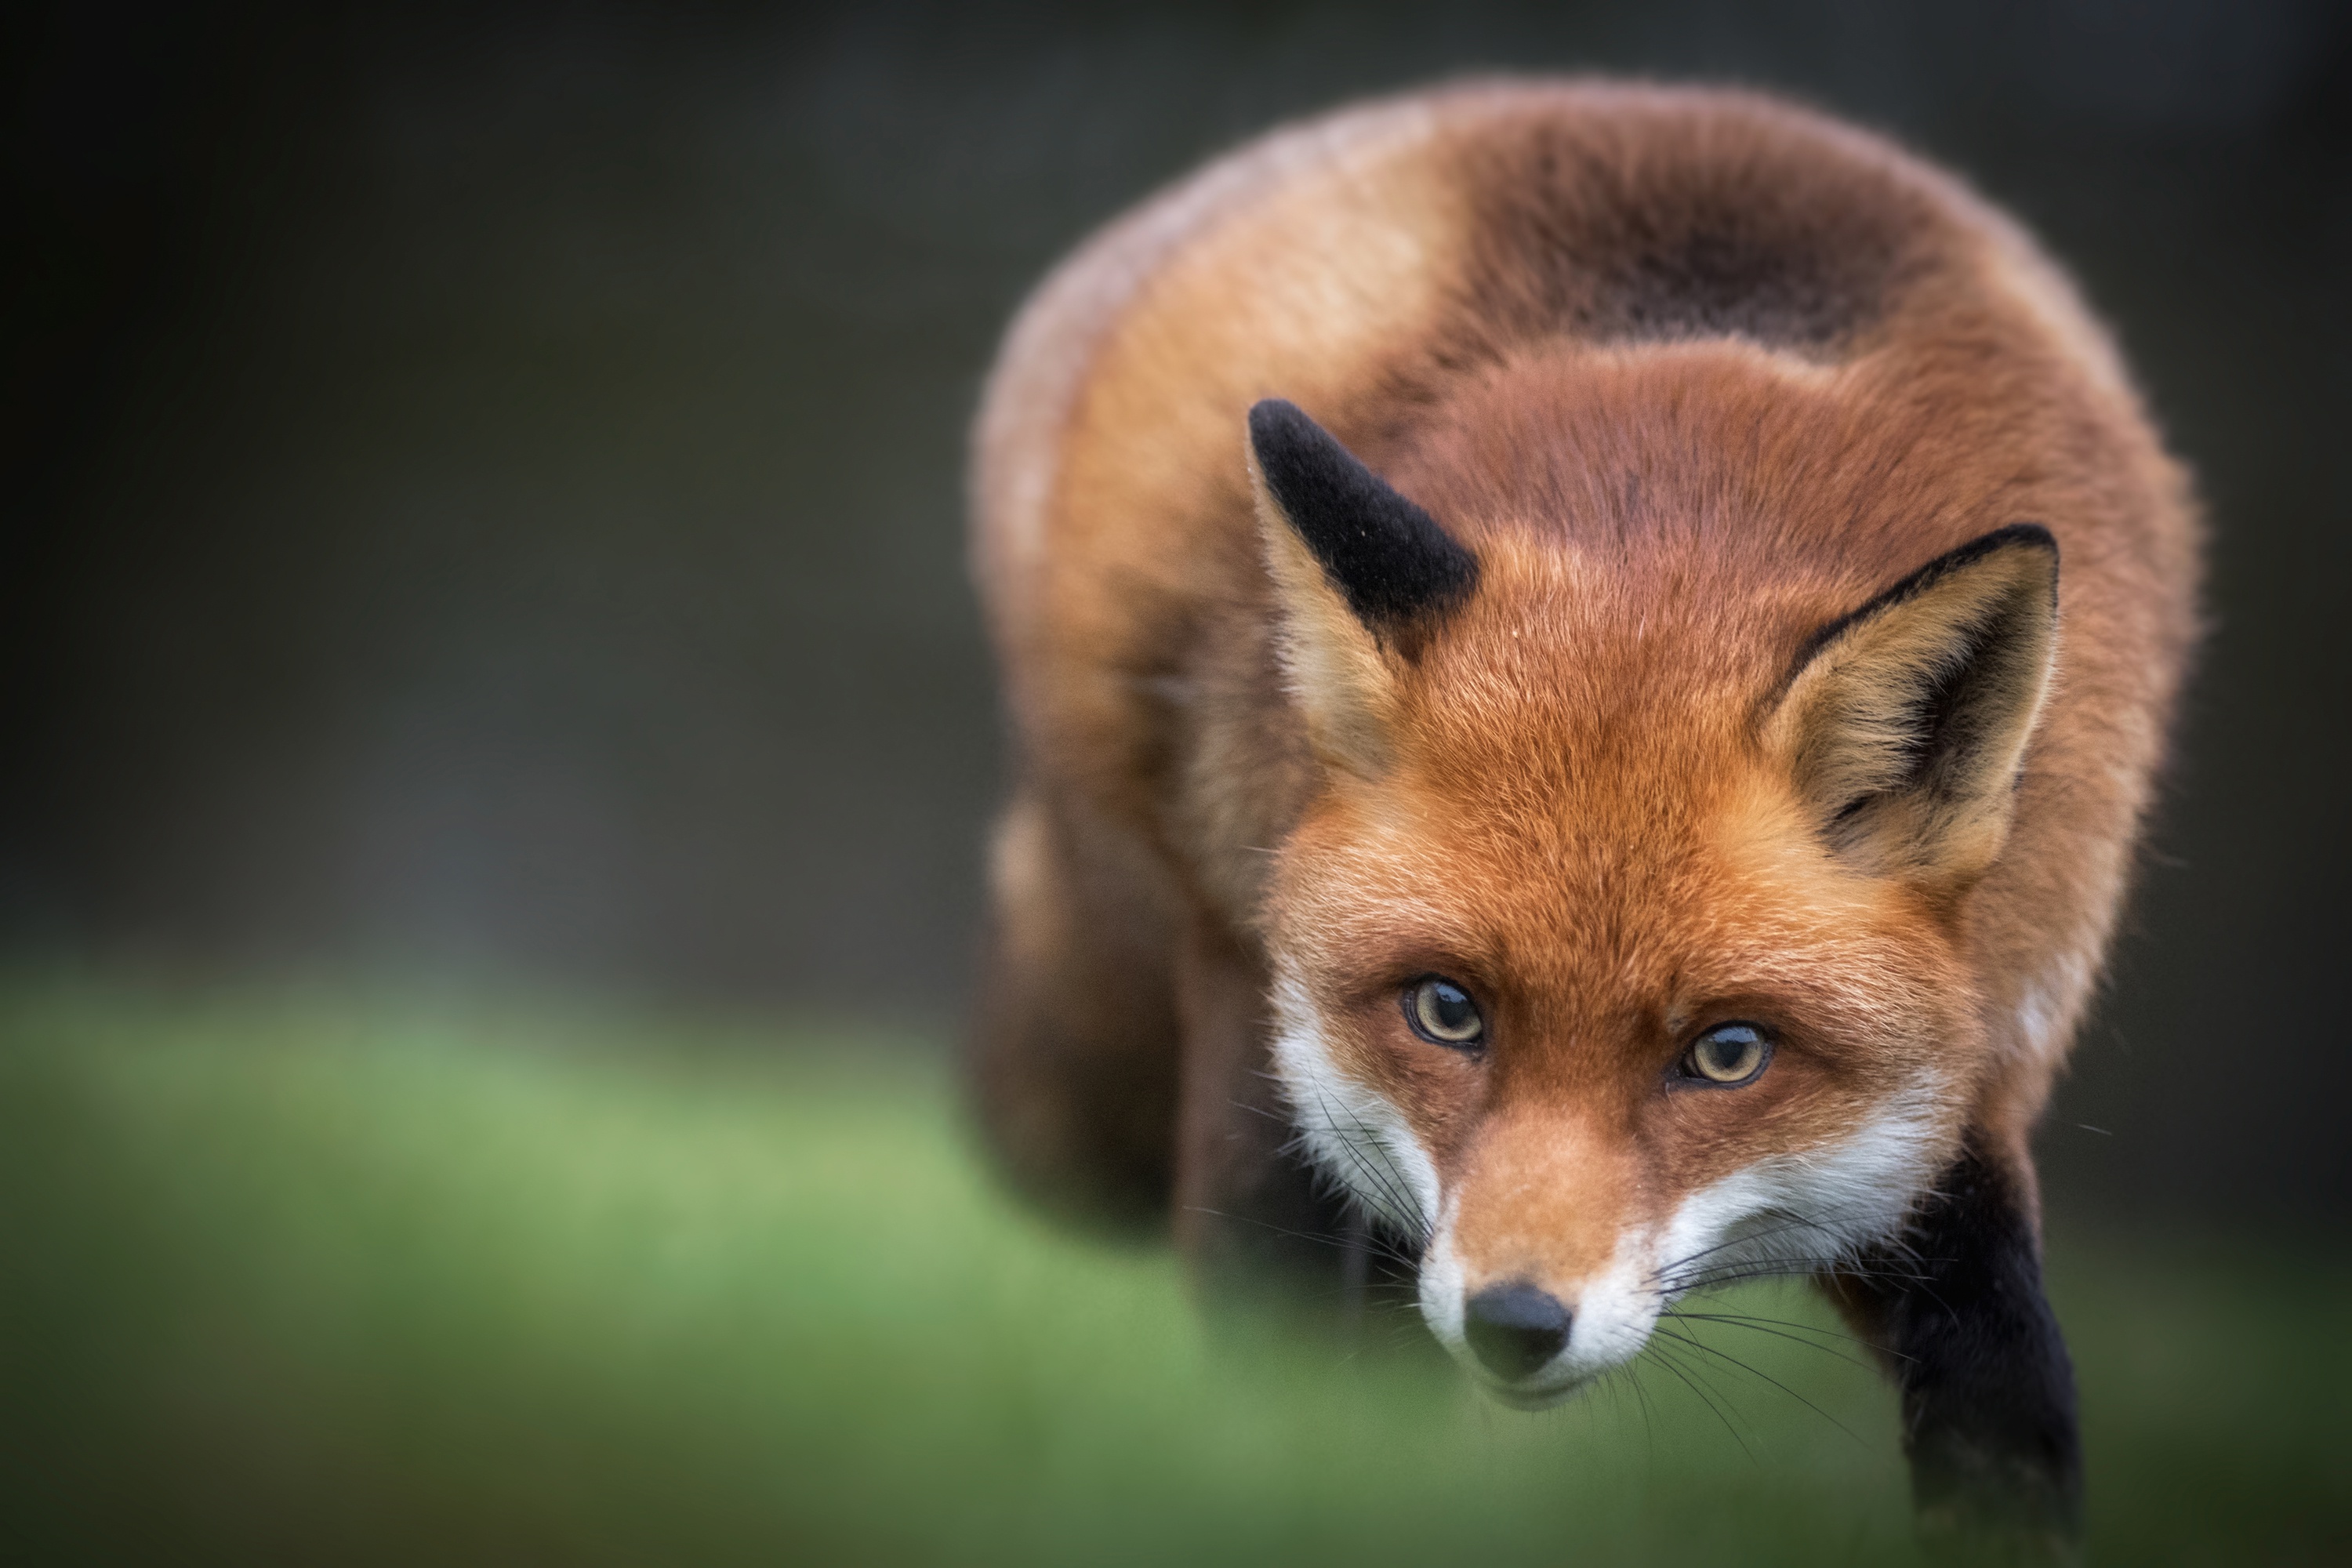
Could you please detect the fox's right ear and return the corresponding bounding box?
[1766,525,2060,887]
[1247,399,1478,778]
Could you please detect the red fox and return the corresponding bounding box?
[967,80,2198,1541]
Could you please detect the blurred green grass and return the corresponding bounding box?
[0,979,2342,1566]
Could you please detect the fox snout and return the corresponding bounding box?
[1414,1116,1675,1401]
[1422,1232,1664,1405]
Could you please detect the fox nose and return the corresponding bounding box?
[1463,1283,1571,1380]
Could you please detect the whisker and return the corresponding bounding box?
[1649,1214,1842,1276]
[1342,1126,1427,1240]
[1181,1204,1362,1254]
[1643,1341,1755,1462]
[1658,1309,1891,1369]
[1650,1325,1864,1444]
[1655,1256,1944,1294]
[1627,1358,1659,1459]
[1301,1080,1429,1243]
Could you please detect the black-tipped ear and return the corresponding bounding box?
[1766,524,2060,884]
[1247,399,1477,638]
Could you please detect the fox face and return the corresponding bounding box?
[1247,393,2059,1403]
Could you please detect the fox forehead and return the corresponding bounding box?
[1276,763,1958,1051]
[1274,540,1933,963]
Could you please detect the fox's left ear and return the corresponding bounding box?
[1766,525,2060,885]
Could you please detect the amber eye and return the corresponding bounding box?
[1404,977,1485,1048]
[1685,1022,1771,1085]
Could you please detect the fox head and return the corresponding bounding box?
[1245,393,2060,1403]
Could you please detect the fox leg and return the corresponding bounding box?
[966,787,1184,1232]
[1831,1134,2082,1552]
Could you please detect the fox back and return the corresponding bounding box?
[968,80,2198,1544]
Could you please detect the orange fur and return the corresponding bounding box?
[965,79,2198,1363]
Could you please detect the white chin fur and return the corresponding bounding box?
[1269,971,1947,1399]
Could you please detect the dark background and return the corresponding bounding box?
[6,2,2347,1225]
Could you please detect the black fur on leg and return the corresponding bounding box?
[1840,1134,2082,1556]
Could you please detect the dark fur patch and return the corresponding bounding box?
[1454,102,1938,353]
[1848,1137,2082,1543]
[1249,399,1479,637]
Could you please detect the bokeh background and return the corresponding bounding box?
[6,2,2350,1563]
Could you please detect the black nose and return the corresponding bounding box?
[1464,1283,1571,1381]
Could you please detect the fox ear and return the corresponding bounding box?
[1766,525,2060,885]
[1247,399,1479,776]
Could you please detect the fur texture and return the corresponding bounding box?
[966,79,2199,1542]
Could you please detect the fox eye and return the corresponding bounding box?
[1404,977,1484,1048]
[1684,1022,1771,1085]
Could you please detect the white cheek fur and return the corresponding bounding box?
[1690,1093,1944,1276]
[1414,1196,1465,1345]
[1266,969,1441,1240]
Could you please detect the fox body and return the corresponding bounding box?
[968,81,2197,1537]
